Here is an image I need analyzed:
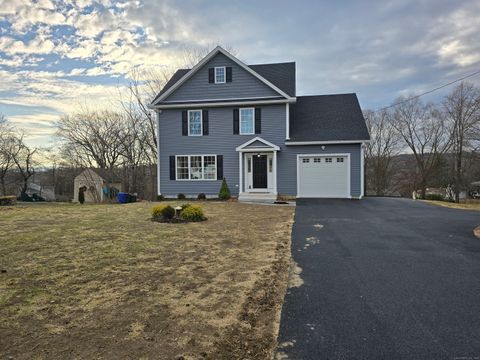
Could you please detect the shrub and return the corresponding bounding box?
[156,194,165,201]
[218,178,231,200]
[151,204,167,218]
[78,186,86,204]
[181,203,191,210]
[0,196,16,206]
[197,193,206,200]
[425,194,444,201]
[177,193,186,200]
[151,204,175,219]
[181,204,206,222]
[161,205,175,219]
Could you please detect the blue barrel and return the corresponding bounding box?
[117,192,129,204]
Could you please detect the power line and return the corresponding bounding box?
[374,68,480,113]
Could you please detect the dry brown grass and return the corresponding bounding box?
[423,200,480,211]
[0,201,294,359]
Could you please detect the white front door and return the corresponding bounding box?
[298,155,350,198]
[244,153,273,192]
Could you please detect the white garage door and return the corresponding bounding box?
[298,155,350,198]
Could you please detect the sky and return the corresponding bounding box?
[0,0,479,148]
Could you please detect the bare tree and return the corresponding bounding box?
[392,97,451,199]
[364,109,402,195]
[11,134,37,197]
[57,108,125,173]
[443,82,480,202]
[0,115,17,195]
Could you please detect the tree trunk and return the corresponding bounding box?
[454,150,462,203]
[0,177,6,196]
[420,177,427,200]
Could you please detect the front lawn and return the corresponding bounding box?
[423,200,480,211]
[0,201,294,359]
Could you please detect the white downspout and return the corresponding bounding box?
[285,103,290,140]
[156,111,161,196]
[360,143,364,199]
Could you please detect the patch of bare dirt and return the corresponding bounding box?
[209,217,293,360]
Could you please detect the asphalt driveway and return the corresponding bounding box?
[277,197,480,360]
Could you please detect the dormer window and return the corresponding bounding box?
[214,67,225,83]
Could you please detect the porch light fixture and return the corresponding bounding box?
[321,145,326,150]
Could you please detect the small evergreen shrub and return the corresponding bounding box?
[151,204,167,218]
[151,204,175,220]
[218,178,231,200]
[177,193,186,200]
[197,193,206,200]
[181,205,206,222]
[156,194,165,201]
[161,205,175,219]
[78,188,85,204]
[425,194,444,201]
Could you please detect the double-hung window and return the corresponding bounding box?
[240,108,254,135]
[188,110,202,136]
[176,155,217,180]
[214,67,225,83]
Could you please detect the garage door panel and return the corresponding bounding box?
[298,156,349,198]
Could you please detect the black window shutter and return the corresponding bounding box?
[226,67,232,82]
[182,111,188,136]
[233,108,239,134]
[169,156,176,180]
[217,155,223,180]
[208,68,214,83]
[255,108,261,134]
[202,110,209,135]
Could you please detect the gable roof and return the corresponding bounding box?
[235,136,280,151]
[150,46,295,106]
[249,62,295,97]
[288,94,370,142]
[152,69,189,102]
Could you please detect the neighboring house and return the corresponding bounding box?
[73,169,122,203]
[149,46,370,200]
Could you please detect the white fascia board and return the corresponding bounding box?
[236,136,280,151]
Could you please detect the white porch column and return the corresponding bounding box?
[273,150,277,195]
[238,151,243,194]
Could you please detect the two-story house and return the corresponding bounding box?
[149,46,370,201]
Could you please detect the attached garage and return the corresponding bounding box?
[297,154,350,198]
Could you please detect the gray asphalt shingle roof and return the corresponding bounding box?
[249,62,295,97]
[289,94,370,142]
[151,62,296,104]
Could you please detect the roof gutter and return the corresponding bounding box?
[148,97,296,110]
[285,140,370,145]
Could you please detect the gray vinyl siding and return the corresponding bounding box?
[163,53,281,102]
[158,104,363,198]
[277,144,362,197]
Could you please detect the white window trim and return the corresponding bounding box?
[214,66,226,84]
[175,154,217,181]
[239,107,255,135]
[187,109,202,136]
